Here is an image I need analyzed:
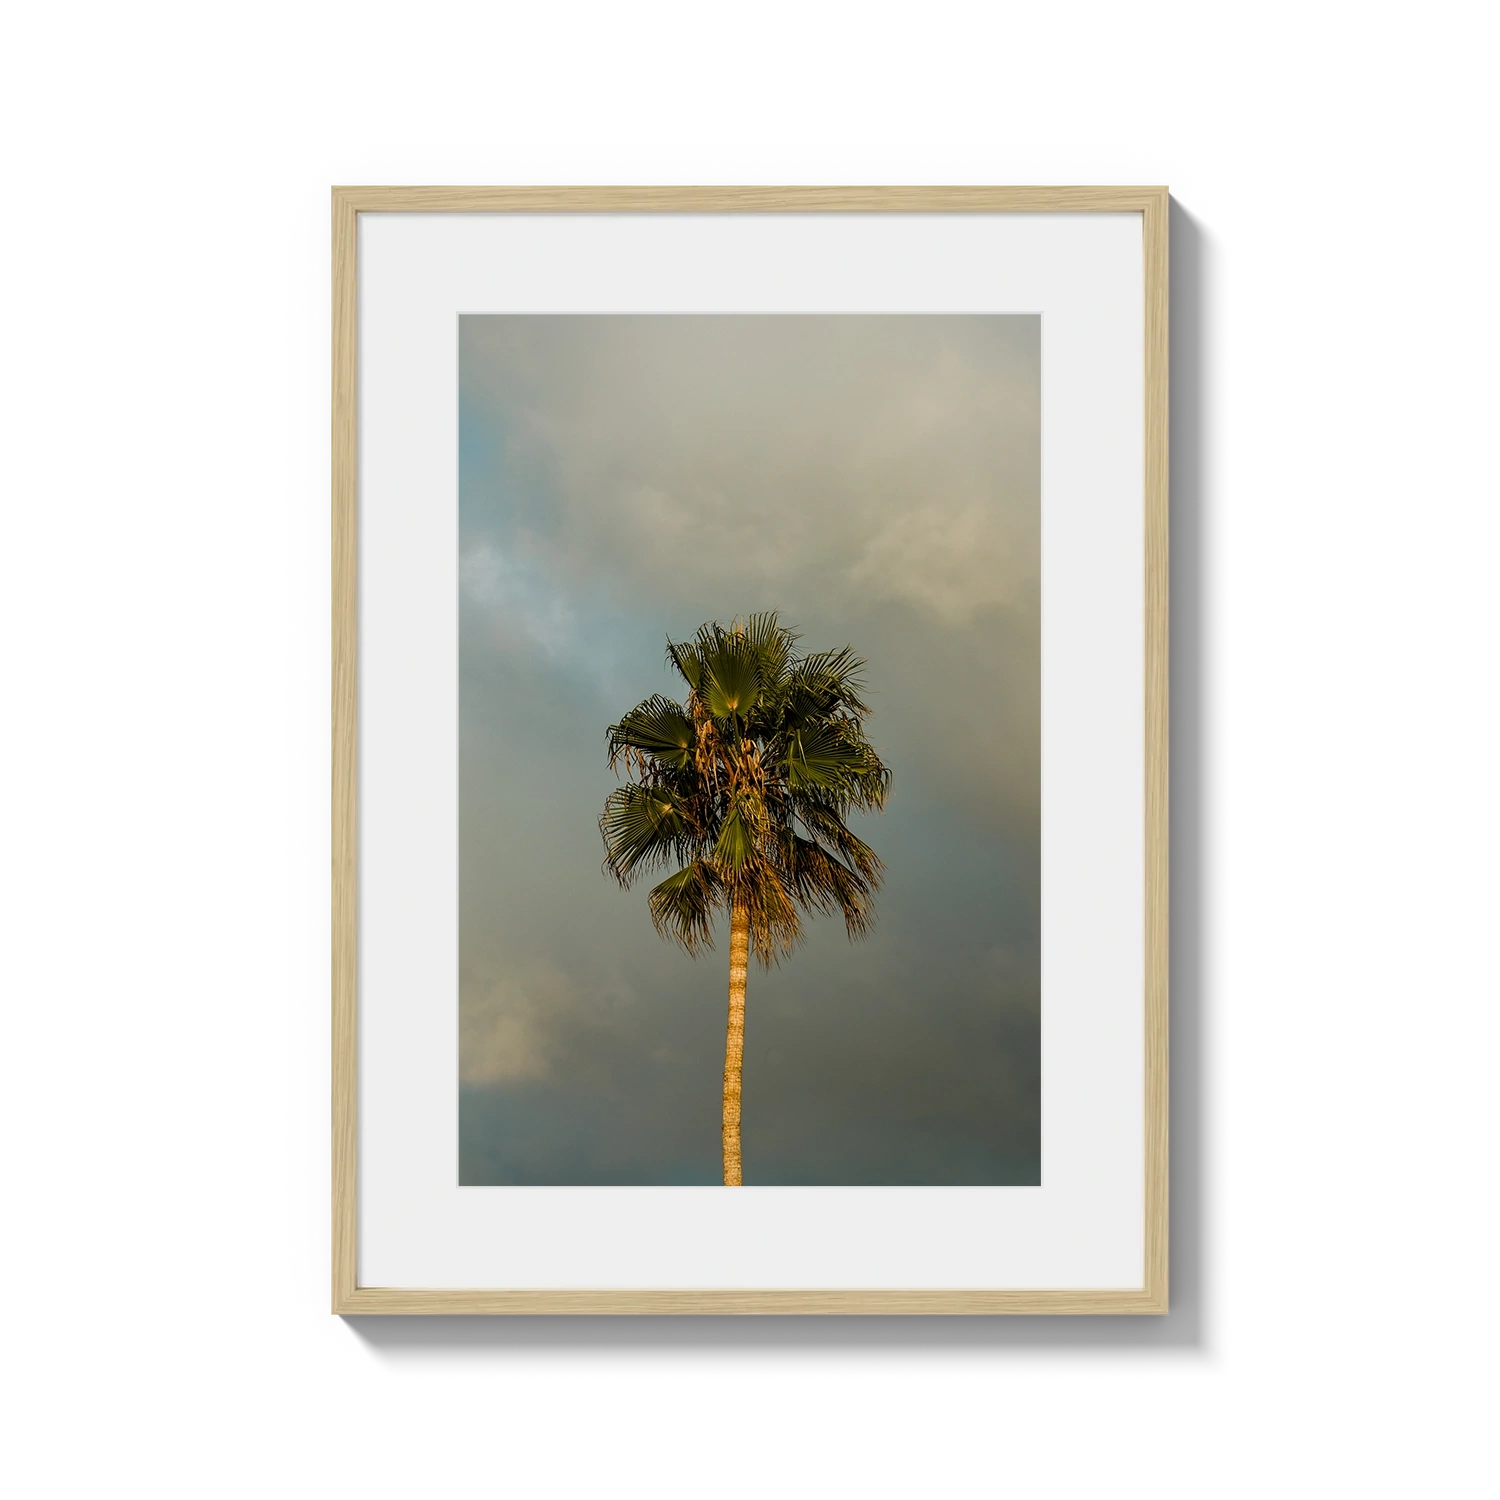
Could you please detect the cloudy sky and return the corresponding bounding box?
[458,315,1040,1185]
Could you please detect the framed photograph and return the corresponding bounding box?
[333,187,1168,1314]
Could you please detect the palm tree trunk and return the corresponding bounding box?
[721,901,750,1186]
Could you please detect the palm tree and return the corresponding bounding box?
[600,612,891,1185]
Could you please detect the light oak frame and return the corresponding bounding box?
[333,186,1169,1314]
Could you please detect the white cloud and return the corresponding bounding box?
[460,542,579,658]
[847,496,1021,625]
[460,315,1040,630]
[460,959,574,1084]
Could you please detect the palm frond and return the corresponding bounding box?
[791,799,886,881]
[854,760,892,810]
[648,860,724,955]
[665,637,704,692]
[779,827,862,900]
[606,695,695,771]
[600,782,687,884]
[712,793,757,870]
[784,645,871,718]
[822,854,878,939]
[738,611,796,687]
[780,720,870,792]
[839,734,893,812]
[699,632,761,720]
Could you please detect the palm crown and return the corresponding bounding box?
[601,613,892,965]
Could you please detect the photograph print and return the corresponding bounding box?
[459,314,1040,1186]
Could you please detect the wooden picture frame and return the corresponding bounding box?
[333,187,1168,1314]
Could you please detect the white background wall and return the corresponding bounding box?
[2,4,1495,1496]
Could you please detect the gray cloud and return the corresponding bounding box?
[459,315,1040,1185]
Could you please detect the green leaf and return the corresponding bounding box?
[782,721,866,790]
[647,861,724,954]
[779,831,875,937]
[700,636,760,720]
[713,797,756,869]
[665,638,704,692]
[739,611,796,686]
[607,695,695,769]
[600,783,685,882]
[783,646,870,720]
[792,800,885,877]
